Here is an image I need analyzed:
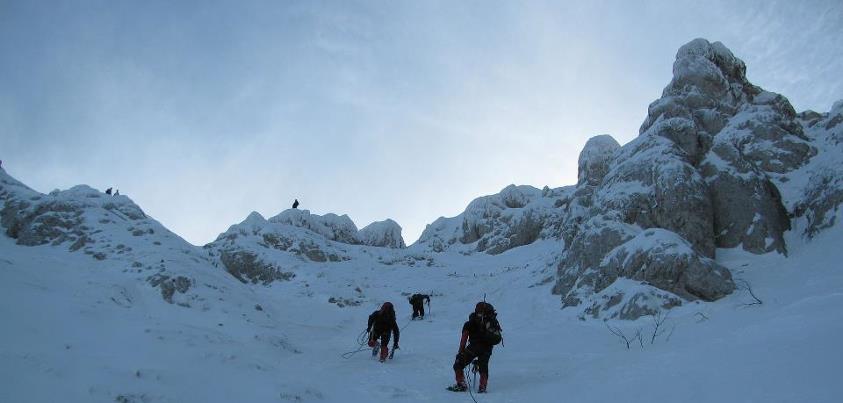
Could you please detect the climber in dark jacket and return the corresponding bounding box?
[448,302,502,393]
[408,293,430,320]
[292,199,299,209]
[367,302,400,362]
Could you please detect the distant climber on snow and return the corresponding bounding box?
[114,189,120,196]
[366,302,400,362]
[408,293,430,320]
[448,302,503,393]
[105,187,112,195]
[292,199,299,209]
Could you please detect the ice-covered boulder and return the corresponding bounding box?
[578,135,620,186]
[598,229,734,301]
[208,211,352,265]
[582,278,683,320]
[414,185,570,255]
[554,215,638,307]
[358,219,405,248]
[269,209,360,245]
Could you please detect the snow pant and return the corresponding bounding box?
[453,345,491,390]
[411,302,425,319]
[368,331,391,361]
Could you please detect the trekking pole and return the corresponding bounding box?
[389,346,398,359]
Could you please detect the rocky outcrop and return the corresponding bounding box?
[583,279,683,320]
[791,101,843,238]
[552,39,823,318]
[578,135,620,186]
[148,274,193,304]
[415,185,570,255]
[641,38,814,255]
[220,250,295,285]
[0,178,167,262]
[269,209,361,244]
[598,229,734,301]
[358,219,405,248]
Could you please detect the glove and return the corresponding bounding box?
[393,344,399,350]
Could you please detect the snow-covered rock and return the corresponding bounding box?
[553,38,823,317]
[582,278,683,320]
[0,167,211,305]
[208,211,352,267]
[598,229,734,301]
[358,219,405,248]
[269,209,360,245]
[790,100,843,238]
[414,184,571,255]
[642,38,814,255]
[578,134,620,186]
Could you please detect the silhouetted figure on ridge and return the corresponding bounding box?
[105,187,112,195]
[292,199,299,209]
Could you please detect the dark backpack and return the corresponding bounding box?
[474,304,502,346]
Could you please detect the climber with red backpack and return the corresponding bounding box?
[448,301,503,393]
[366,302,400,362]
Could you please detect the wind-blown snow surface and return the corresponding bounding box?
[2,220,842,402]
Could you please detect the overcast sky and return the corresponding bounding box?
[1,0,841,246]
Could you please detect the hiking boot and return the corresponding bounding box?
[447,383,468,392]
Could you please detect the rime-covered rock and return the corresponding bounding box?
[578,135,620,186]
[415,184,570,255]
[582,279,683,320]
[790,100,843,238]
[598,229,734,301]
[641,38,814,254]
[208,211,352,264]
[220,250,294,285]
[358,219,405,248]
[597,134,716,257]
[553,38,823,316]
[269,209,360,245]
[0,168,209,305]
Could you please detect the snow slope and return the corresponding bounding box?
[2,217,842,402]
